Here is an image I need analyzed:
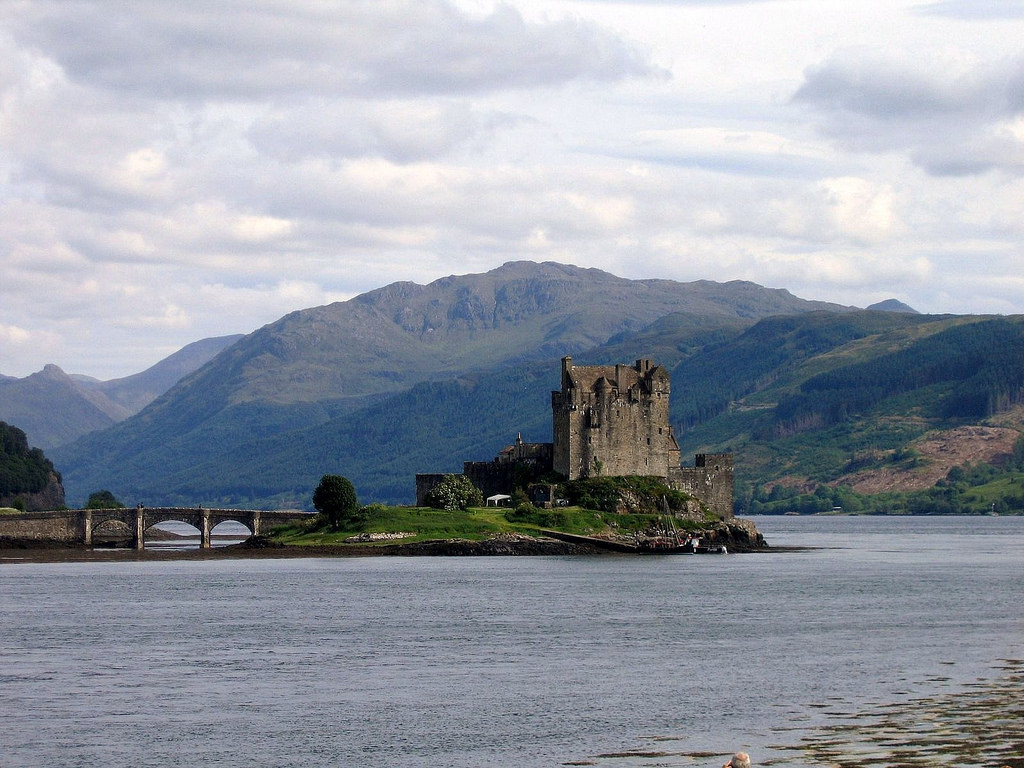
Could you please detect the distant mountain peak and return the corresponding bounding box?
[867,299,919,314]
[491,260,616,279]
[38,364,69,379]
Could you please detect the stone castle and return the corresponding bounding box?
[416,357,733,518]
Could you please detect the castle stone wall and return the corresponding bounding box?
[463,461,518,501]
[675,453,734,519]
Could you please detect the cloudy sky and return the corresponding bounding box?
[3,0,1024,379]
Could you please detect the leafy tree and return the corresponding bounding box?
[312,474,360,529]
[85,490,125,509]
[424,474,483,511]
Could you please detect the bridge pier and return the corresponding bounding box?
[82,510,92,547]
[135,505,145,550]
[200,509,211,549]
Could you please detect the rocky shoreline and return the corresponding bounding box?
[0,536,599,563]
[0,519,770,563]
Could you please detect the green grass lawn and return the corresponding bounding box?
[963,472,1024,514]
[276,505,520,545]
[273,503,708,546]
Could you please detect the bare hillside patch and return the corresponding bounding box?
[838,425,1020,493]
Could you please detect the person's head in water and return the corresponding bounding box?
[723,752,750,768]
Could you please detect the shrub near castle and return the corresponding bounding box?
[85,490,125,509]
[423,474,483,511]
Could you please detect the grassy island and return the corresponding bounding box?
[273,503,710,546]
[267,475,765,552]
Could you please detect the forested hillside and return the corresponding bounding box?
[0,421,65,511]
[773,318,1024,430]
[669,311,933,428]
[96,363,557,508]
[672,314,1024,515]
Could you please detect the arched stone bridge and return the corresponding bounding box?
[84,506,313,549]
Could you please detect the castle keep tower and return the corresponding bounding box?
[552,357,682,480]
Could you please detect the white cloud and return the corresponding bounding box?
[248,99,516,164]
[1,0,1024,378]
[112,148,170,195]
[819,177,901,244]
[0,324,63,377]
[0,324,32,346]
[230,214,293,243]
[915,1,1024,20]
[113,302,191,331]
[5,0,656,98]
[793,50,1024,175]
[627,126,834,178]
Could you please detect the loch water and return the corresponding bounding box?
[1,515,1022,768]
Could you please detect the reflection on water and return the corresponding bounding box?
[145,520,251,550]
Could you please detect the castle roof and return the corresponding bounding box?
[562,358,667,395]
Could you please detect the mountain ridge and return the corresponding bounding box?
[191,261,852,407]
[51,261,852,506]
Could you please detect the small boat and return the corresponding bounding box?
[635,516,698,554]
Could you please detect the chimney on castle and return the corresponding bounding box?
[561,356,574,390]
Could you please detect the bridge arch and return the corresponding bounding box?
[210,519,253,546]
[0,507,315,548]
[145,520,202,549]
[83,508,136,547]
[72,507,313,548]
[91,517,134,546]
